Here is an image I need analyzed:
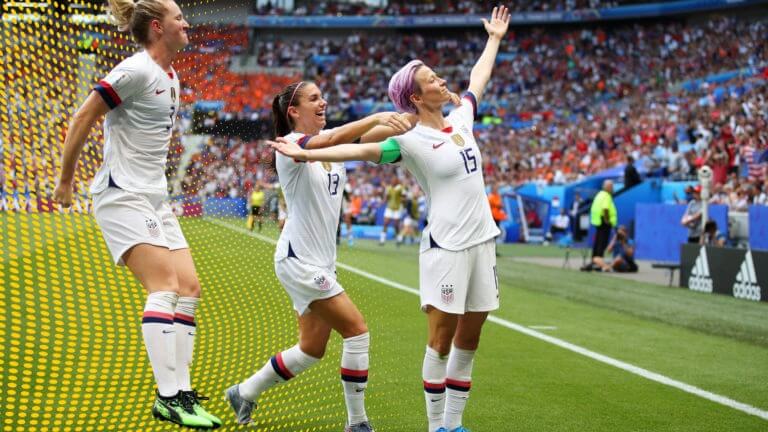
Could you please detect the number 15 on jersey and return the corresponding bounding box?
[460,148,477,174]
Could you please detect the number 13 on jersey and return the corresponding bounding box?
[327,173,340,195]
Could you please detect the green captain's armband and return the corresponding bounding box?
[378,137,402,164]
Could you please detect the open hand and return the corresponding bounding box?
[375,112,413,135]
[382,112,413,134]
[482,6,510,40]
[269,137,308,160]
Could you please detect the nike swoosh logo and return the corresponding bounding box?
[188,332,196,336]
[355,388,365,393]
[162,329,175,334]
[155,89,166,95]
[432,142,445,149]
[430,398,442,403]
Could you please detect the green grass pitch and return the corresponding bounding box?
[1,213,767,431]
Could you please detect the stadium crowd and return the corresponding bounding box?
[253,1,645,16]
[171,16,767,218]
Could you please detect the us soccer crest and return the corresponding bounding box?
[451,134,465,147]
[441,284,454,304]
[145,218,160,238]
[314,275,331,291]
[321,162,332,172]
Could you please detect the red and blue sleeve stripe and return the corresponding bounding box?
[297,135,313,149]
[94,80,122,109]
[463,91,477,120]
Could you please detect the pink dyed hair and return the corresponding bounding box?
[387,60,424,114]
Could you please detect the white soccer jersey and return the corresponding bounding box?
[389,93,500,252]
[90,50,180,196]
[275,131,346,268]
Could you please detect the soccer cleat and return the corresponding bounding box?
[151,392,213,428]
[434,428,448,432]
[224,384,257,425]
[345,421,375,432]
[182,390,222,428]
[449,427,470,432]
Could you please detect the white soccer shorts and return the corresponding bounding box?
[419,239,499,314]
[274,257,344,315]
[93,187,188,266]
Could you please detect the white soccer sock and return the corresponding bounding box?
[423,345,448,432]
[174,296,199,391]
[341,332,370,426]
[239,344,319,401]
[444,345,475,430]
[142,291,179,397]
[379,230,386,243]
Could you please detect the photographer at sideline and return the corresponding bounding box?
[606,225,638,273]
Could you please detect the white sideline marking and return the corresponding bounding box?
[206,218,768,421]
[528,325,558,330]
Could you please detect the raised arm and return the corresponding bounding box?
[54,92,110,207]
[468,6,510,104]
[304,112,411,149]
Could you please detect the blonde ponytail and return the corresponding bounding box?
[107,0,169,46]
[107,0,136,32]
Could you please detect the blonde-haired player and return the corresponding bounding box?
[53,0,220,428]
[269,7,510,432]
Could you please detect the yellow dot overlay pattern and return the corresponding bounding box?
[1,1,421,431]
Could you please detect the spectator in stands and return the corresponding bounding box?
[681,185,704,243]
[624,155,642,189]
[606,225,638,272]
[701,220,726,247]
[583,180,616,272]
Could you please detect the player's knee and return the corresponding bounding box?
[299,341,327,359]
[178,278,202,298]
[453,333,480,351]
[346,322,368,338]
[427,334,453,356]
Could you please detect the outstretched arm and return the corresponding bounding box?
[54,92,110,207]
[360,113,417,143]
[468,6,510,104]
[270,137,384,163]
[305,112,411,149]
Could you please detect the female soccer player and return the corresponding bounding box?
[269,7,510,432]
[225,81,411,432]
[53,0,220,428]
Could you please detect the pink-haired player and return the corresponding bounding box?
[269,7,510,432]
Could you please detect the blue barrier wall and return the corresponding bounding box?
[203,198,247,217]
[749,206,768,251]
[613,180,662,229]
[635,204,729,262]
